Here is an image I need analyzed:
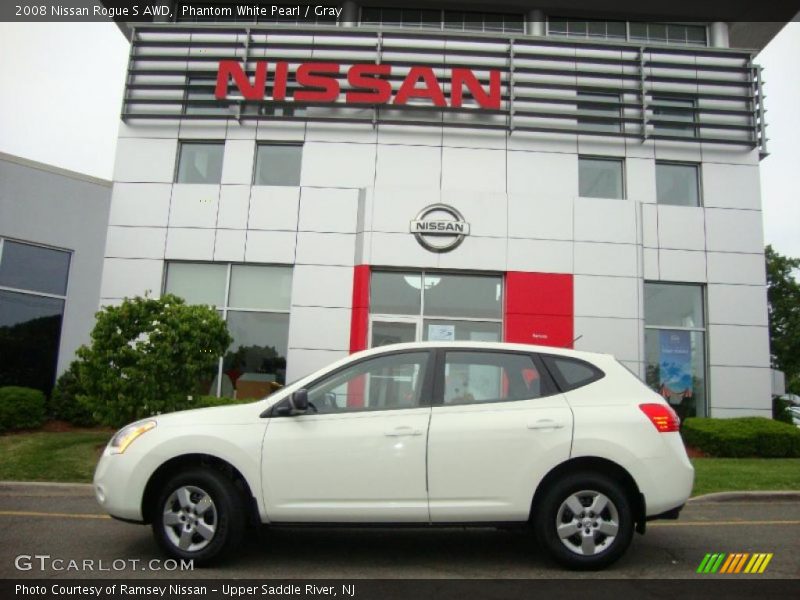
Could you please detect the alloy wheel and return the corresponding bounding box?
[555,489,620,556]
[162,485,218,552]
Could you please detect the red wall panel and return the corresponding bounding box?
[349,265,370,353]
[504,271,574,348]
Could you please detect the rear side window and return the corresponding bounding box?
[543,356,605,392]
[442,351,551,405]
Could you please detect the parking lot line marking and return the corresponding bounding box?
[651,519,800,527]
[0,510,110,520]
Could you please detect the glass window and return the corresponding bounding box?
[165,262,293,396]
[254,144,302,186]
[369,271,503,347]
[370,272,422,315]
[423,274,502,319]
[0,289,64,394]
[176,142,224,184]
[645,329,706,419]
[165,263,227,307]
[652,96,697,138]
[628,22,647,40]
[548,18,625,40]
[360,7,380,24]
[443,10,464,30]
[606,21,627,39]
[656,162,700,207]
[579,157,624,199]
[381,8,402,26]
[0,241,70,296]
[223,311,289,396]
[647,23,668,43]
[628,23,707,47]
[567,20,587,36]
[644,283,704,328]
[420,9,440,28]
[549,20,707,47]
[686,25,708,46]
[443,351,544,405]
[544,356,604,391]
[547,17,568,35]
[577,92,621,133]
[372,321,417,347]
[423,319,501,343]
[360,7,522,33]
[644,283,706,419]
[228,265,292,311]
[306,351,429,413]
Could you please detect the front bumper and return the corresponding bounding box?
[93,447,154,522]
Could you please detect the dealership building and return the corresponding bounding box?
[71,1,798,417]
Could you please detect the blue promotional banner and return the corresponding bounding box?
[659,330,693,398]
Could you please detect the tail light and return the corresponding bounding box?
[639,403,680,432]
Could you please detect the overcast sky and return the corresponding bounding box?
[1,21,798,258]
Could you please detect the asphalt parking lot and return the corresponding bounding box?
[0,482,798,580]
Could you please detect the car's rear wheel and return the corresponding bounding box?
[534,472,633,570]
[152,468,245,565]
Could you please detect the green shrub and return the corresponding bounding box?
[0,387,46,432]
[773,396,793,424]
[682,417,800,458]
[76,294,232,427]
[50,362,97,426]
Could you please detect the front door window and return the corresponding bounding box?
[306,351,430,412]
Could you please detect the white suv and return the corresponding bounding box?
[94,342,693,570]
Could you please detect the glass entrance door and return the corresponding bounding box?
[370,319,419,348]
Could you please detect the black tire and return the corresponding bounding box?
[152,467,246,566]
[533,472,634,570]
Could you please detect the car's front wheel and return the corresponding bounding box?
[534,472,633,570]
[152,468,245,565]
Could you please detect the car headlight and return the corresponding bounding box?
[109,420,156,454]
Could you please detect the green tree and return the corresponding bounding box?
[76,294,232,427]
[765,245,800,395]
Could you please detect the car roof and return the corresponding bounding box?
[351,341,610,363]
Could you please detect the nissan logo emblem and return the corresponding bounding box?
[409,204,471,253]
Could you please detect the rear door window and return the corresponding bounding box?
[543,356,605,392]
[441,351,553,405]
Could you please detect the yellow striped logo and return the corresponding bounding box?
[697,553,773,574]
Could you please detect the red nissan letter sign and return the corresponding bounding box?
[450,68,501,110]
[294,63,341,102]
[346,64,393,104]
[394,66,447,107]
[215,60,267,100]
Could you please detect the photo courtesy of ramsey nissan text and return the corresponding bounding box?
[1,1,799,598]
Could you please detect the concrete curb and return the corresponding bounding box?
[0,481,93,489]
[689,491,800,503]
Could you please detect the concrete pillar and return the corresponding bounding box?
[341,0,358,27]
[526,9,546,37]
[709,22,730,48]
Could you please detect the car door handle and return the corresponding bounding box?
[527,419,565,430]
[384,426,423,437]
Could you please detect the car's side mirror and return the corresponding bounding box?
[288,389,310,414]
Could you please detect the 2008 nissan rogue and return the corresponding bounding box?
[94,341,693,570]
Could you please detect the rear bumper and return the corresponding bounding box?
[628,433,694,517]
